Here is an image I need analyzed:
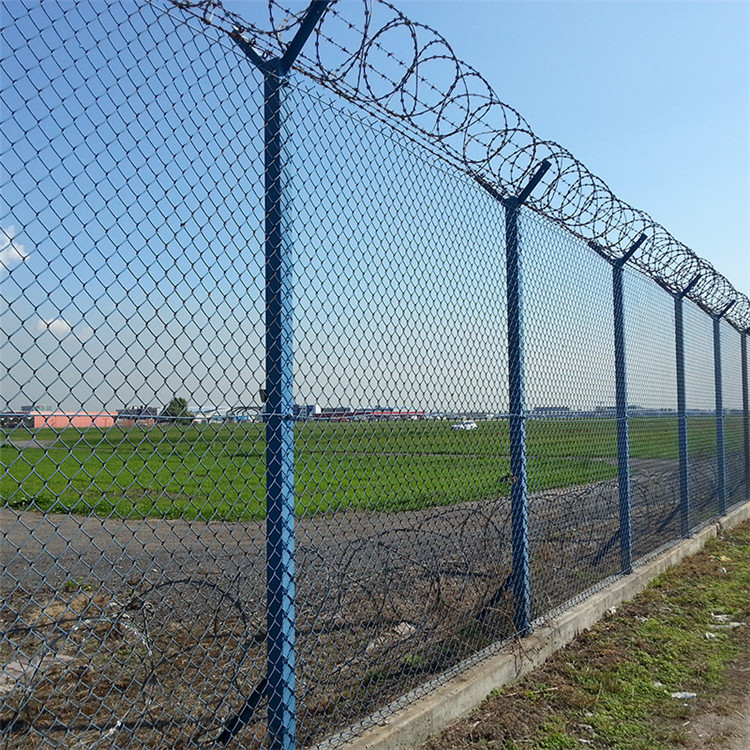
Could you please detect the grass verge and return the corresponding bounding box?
[422,520,750,750]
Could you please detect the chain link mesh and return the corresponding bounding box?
[286,78,514,744]
[682,301,720,528]
[3,2,269,747]
[722,320,747,509]
[2,1,749,749]
[623,267,682,560]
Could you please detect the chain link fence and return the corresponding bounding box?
[2,1,749,749]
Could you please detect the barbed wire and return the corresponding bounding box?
[3,472,687,747]
[165,0,748,330]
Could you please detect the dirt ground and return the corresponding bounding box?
[682,644,750,749]
[1,467,742,749]
[421,650,750,749]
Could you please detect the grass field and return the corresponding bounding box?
[0,417,742,521]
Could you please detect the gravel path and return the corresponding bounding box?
[1,457,695,633]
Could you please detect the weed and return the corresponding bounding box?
[401,652,427,668]
[61,578,93,593]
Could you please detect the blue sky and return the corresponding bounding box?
[1,0,745,413]
[393,0,749,296]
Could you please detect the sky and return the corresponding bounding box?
[1,0,746,414]
[392,0,749,296]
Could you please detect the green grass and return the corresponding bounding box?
[0,416,740,520]
[529,525,750,748]
[424,522,750,750]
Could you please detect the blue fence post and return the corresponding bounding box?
[263,67,297,750]
[501,161,550,638]
[611,235,644,574]
[743,329,750,497]
[713,300,736,517]
[232,5,330,748]
[504,197,530,636]
[673,274,700,537]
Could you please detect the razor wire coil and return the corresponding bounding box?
[167,0,748,329]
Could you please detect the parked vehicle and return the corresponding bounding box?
[451,420,477,431]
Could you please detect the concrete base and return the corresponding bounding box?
[329,500,750,750]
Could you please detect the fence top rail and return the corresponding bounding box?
[165,0,749,331]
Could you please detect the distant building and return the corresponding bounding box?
[315,407,425,422]
[532,406,572,417]
[225,406,260,422]
[593,406,617,416]
[3,408,116,429]
[21,403,53,412]
[116,406,157,426]
[294,404,320,420]
[192,410,224,423]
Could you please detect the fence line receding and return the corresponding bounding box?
[1,1,748,749]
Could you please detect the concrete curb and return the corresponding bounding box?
[335,500,750,750]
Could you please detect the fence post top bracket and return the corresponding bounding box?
[713,299,737,320]
[507,160,551,208]
[675,273,702,300]
[473,160,550,210]
[613,233,646,269]
[232,0,331,75]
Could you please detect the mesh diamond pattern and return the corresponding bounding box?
[1,1,748,749]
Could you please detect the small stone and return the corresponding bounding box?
[394,622,416,637]
[365,636,388,653]
[704,632,718,640]
[671,692,697,700]
[0,654,75,691]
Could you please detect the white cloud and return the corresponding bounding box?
[34,318,95,341]
[37,318,73,336]
[0,226,30,274]
[74,325,94,342]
